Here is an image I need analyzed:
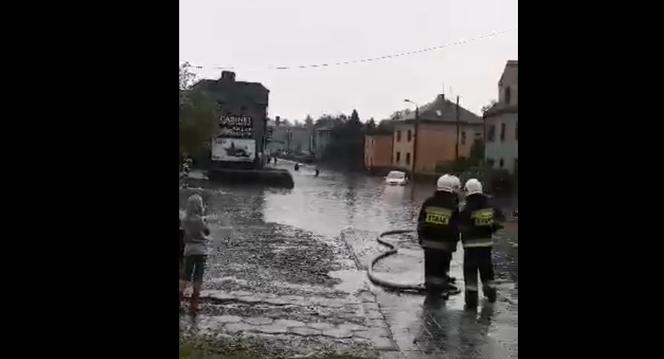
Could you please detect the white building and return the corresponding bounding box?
[484,60,518,175]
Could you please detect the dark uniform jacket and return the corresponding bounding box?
[459,193,505,248]
[417,191,460,251]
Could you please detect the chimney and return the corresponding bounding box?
[435,94,445,117]
[221,71,236,82]
[275,116,281,126]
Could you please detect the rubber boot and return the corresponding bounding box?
[190,290,200,314]
[465,290,479,310]
[484,286,497,303]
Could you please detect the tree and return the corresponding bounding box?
[350,109,360,124]
[305,115,314,127]
[179,63,216,159]
[481,100,498,115]
[365,117,376,132]
[179,90,217,159]
[179,62,197,107]
[320,111,365,170]
[469,139,485,166]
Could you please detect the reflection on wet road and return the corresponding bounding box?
[180,162,518,358]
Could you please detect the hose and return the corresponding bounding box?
[368,230,462,294]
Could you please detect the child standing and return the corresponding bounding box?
[179,194,210,313]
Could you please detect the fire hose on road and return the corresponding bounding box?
[367,230,461,295]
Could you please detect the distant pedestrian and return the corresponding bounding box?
[179,194,211,313]
[294,163,300,171]
[314,167,320,177]
[274,157,278,164]
[459,178,505,309]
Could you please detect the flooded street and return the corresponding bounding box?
[180,161,518,358]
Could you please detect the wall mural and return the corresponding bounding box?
[212,114,255,162]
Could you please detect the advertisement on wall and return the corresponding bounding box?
[212,138,256,162]
[212,114,255,162]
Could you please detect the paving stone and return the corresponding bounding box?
[366,310,384,320]
[363,302,381,311]
[256,323,289,334]
[322,327,353,338]
[215,315,243,323]
[371,336,397,351]
[273,319,306,328]
[264,298,290,305]
[290,326,322,336]
[306,322,335,330]
[202,291,235,301]
[379,351,405,359]
[337,323,368,332]
[223,322,255,334]
[237,295,263,303]
[242,317,274,325]
[230,290,253,297]
[367,319,389,329]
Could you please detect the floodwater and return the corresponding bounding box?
[180,161,518,358]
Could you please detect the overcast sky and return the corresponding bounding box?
[180,0,518,122]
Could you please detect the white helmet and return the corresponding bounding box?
[436,174,456,192]
[449,175,461,191]
[464,178,483,195]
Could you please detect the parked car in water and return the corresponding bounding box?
[385,170,409,186]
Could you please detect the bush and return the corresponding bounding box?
[434,162,515,195]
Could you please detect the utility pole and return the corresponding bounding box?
[412,105,419,177]
[455,95,460,161]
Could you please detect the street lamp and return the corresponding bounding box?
[404,99,419,178]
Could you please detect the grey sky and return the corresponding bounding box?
[180,0,518,122]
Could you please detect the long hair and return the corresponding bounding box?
[185,194,204,217]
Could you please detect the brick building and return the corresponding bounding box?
[192,71,269,169]
[391,94,483,174]
[364,131,394,172]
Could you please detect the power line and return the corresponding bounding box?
[181,27,516,72]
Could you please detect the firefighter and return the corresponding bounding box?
[445,175,462,285]
[417,174,461,296]
[459,178,505,309]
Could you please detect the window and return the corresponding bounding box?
[461,131,466,145]
[505,86,511,105]
[407,130,412,142]
[406,152,411,165]
[500,123,506,142]
[499,158,504,168]
[396,131,401,142]
[474,132,482,138]
[487,125,495,142]
[396,152,401,162]
[515,121,518,141]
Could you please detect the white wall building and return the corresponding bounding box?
[484,60,518,175]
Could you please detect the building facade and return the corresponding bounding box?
[391,94,483,174]
[312,126,333,159]
[364,133,393,171]
[484,60,518,174]
[192,71,269,169]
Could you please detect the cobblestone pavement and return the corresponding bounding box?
[342,229,518,359]
[180,165,517,358]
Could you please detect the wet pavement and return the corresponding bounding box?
[180,161,518,358]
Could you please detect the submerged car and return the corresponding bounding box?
[385,170,408,186]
